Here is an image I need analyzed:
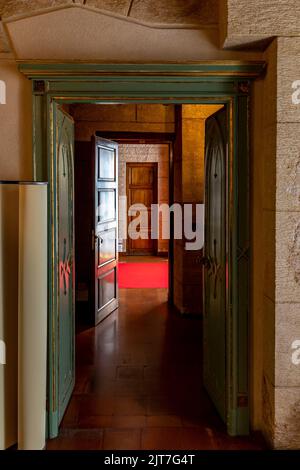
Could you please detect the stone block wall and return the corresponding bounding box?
[252,36,300,450]
[220,0,300,48]
[272,37,300,449]
[222,1,300,447]
[251,39,277,439]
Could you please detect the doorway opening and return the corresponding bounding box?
[19,60,267,448]
[46,101,263,450]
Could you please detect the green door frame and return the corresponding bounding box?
[19,61,265,437]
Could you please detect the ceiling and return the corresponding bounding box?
[0,0,218,53]
[0,0,218,23]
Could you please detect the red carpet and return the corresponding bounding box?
[118,262,169,288]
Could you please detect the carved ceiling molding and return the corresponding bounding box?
[0,0,218,26]
[0,1,218,55]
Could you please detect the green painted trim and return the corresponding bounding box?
[19,61,266,79]
[26,62,264,439]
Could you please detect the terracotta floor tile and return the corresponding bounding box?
[47,286,266,451]
[113,396,147,416]
[47,437,103,450]
[47,430,103,450]
[117,366,144,380]
[215,432,266,450]
[114,379,145,397]
[60,396,81,428]
[77,415,113,428]
[94,365,118,380]
[141,427,182,450]
[103,429,141,450]
[79,396,115,416]
[146,396,176,416]
[180,427,218,450]
[111,415,146,428]
[116,351,146,366]
[146,415,182,427]
[89,378,116,395]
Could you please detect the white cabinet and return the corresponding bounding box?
[0,182,47,450]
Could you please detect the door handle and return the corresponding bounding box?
[94,233,103,243]
[202,255,211,269]
[92,231,104,250]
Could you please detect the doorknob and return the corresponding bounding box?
[92,231,103,250]
[94,234,103,244]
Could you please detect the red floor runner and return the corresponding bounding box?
[118,262,169,288]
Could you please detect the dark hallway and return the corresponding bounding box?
[47,289,265,450]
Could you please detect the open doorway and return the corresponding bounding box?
[72,105,174,325]
[46,101,263,450]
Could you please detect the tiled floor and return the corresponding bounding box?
[47,287,265,450]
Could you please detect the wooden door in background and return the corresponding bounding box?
[127,163,158,255]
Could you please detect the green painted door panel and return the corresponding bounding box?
[204,107,227,423]
[48,106,75,437]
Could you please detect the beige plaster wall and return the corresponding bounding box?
[0,59,32,181]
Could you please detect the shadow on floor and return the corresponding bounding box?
[48,288,266,450]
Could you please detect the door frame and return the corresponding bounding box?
[20,61,265,437]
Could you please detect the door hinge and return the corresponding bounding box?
[237,394,248,407]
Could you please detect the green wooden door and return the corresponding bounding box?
[49,106,75,437]
[203,107,227,423]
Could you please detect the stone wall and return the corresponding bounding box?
[220,0,300,48]
[250,34,300,451]
[272,37,300,449]
[222,1,300,447]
